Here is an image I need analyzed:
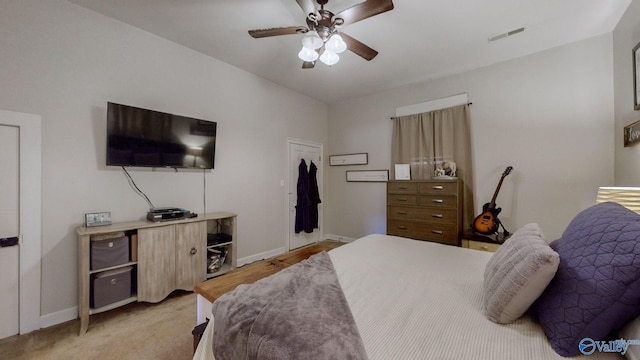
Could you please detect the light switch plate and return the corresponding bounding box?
[85,212,112,227]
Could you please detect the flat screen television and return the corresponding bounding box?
[106,102,216,169]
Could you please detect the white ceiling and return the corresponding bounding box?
[69,0,631,103]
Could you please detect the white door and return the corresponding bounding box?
[288,140,322,250]
[0,124,20,339]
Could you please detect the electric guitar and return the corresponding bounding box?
[472,166,513,235]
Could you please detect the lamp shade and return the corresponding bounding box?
[301,30,323,50]
[319,49,339,66]
[298,46,319,62]
[325,34,347,53]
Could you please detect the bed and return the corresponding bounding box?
[194,200,640,360]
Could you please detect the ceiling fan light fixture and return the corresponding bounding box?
[319,49,339,66]
[302,30,323,49]
[325,33,347,53]
[298,46,319,62]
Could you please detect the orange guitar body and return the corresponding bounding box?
[472,205,501,235]
[472,166,512,236]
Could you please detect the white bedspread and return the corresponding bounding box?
[195,234,623,359]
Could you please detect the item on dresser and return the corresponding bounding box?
[472,166,513,236]
[386,180,463,246]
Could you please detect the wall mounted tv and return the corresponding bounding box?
[106,102,216,169]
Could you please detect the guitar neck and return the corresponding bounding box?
[487,177,506,209]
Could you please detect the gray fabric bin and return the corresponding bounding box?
[91,266,132,308]
[91,235,129,270]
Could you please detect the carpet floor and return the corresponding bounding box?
[0,291,196,360]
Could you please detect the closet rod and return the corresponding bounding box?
[389,102,473,120]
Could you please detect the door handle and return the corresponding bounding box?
[0,236,19,247]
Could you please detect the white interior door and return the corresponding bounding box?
[0,109,41,337]
[0,124,20,339]
[288,139,322,251]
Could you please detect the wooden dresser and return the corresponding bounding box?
[387,180,463,246]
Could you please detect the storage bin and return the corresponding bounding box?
[91,235,129,270]
[91,266,132,308]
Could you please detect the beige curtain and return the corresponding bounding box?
[391,104,474,229]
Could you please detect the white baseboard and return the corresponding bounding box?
[40,306,77,329]
[324,234,357,243]
[237,246,287,267]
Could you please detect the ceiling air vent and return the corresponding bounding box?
[488,27,526,42]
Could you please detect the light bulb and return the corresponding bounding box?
[301,30,323,50]
[325,34,347,54]
[319,49,339,66]
[298,46,319,62]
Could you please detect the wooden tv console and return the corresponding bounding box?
[76,212,237,335]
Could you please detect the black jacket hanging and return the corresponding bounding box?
[295,159,311,234]
[295,159,321,234]
[308,160,321,230]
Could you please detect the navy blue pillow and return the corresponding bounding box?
[532,202,640,356]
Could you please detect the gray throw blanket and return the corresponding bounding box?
[211,251,368,360]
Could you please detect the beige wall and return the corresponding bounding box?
[0,1,328,320]
[614,0,640,185]
[326,34,615,242]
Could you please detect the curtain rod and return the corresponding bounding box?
[390,102,473,120]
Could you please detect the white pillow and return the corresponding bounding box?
[483,223,560,324]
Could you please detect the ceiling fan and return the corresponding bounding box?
[248,0,394,68]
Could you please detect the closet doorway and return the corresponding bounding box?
[287,138,323,251]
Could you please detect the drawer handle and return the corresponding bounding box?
[432,186,444,190]
[397,211,408,215]
[432,199,444,203]
[432,230,443,235]
[397,226,407,230]
[110,279,117,285]
[190,247,198,255]
[481,245,489,251]
[398,186,408,190]
[398,198,408,202]
[432,214,444,218]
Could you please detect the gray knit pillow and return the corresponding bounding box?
[483,223,559,324]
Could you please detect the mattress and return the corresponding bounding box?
[194,234,623,359]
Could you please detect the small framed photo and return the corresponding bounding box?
[634,41,640,110]
[394,164,411,180]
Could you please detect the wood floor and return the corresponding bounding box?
[194,240,344,303]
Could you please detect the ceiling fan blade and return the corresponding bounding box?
[296,0,316,16]
[340,33,378,61]
[335,0,394,26]
[248,26,307,38]
[302,61,316,69]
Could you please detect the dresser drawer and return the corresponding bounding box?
[387,182,418,194]
[462,239,501,253]
[418,194,458,209]
[387,205,458,224]
[419,181,459,195]
[387,194,418,205]
[387,220,458,244]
